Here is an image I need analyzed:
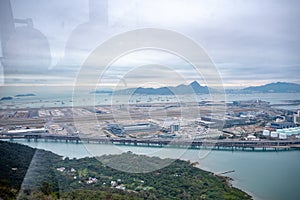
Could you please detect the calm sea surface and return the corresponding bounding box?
[0,86,299,111]
[6,139,300,200]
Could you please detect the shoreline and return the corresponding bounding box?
[2,138,299,152]
[230,178,265,200]
[3,139,254,199]
[3,139,300,200]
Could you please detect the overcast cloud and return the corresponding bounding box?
[0,0,299,88]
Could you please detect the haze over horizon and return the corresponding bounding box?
[0,0,299,89]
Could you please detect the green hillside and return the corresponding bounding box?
[0,141,252,200]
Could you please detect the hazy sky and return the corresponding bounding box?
[0,0,299,88]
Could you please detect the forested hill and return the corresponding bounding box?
[0,141,252,200]
[0,141,61,200]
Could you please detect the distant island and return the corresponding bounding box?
[241,82,300,93]
[103,81,209,95]
[0,141,251,200]
[15,93,36,97]
[0,96,13,101]
[0,93,36,101]
[93,81,300,95]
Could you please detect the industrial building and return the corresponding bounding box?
[106,123,160,137]
[277,127,300,136]
[263,127,300,139]
[106,124,125,136]
[270,122,294,129]
[270,131,278,138]
[201,115,246,128]
[6,128,48,135]
[262,130,270,136]
[123,123,159,133]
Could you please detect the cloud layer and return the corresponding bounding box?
[0,0,299,88]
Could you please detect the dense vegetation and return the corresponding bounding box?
[0,141,252,200]
[0,141,61,199]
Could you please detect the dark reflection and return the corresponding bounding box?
[0,0,50,77]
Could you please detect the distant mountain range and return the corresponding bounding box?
[113,81,209,95]
[93,81,300,95]
[241,82,300,93]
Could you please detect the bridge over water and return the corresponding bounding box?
[2,132,300,151]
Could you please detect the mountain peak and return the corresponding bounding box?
[189,81,209,94]
[189,81,201,87]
